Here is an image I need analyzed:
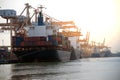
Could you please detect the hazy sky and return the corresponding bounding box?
[0,0,120,53]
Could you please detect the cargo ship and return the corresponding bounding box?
[0,3,82,62]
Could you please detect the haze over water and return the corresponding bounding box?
[0,57,120,80]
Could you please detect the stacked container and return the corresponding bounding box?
[24,37,46,42]
[12,36,48,47]
[48,35,63,46]
[22,37,47,46]
[12,36,24,46]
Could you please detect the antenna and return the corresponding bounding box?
[38,5,46,12]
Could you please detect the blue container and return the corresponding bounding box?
[16,36,24,42]
[13,36,24,46]
[15,40,21,46]
[48,35,53,41]
[53,41,58,46]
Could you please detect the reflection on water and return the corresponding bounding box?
[0,64,11,80]
[0,57,120,80]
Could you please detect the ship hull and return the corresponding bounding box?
[13,49,71,62]
[70,48,81,60]
[13,48,82,62]
[91,53,100,57]
[74,49,82,59]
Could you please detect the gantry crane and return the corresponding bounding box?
[54,21,82,37]
[77,32,91,57]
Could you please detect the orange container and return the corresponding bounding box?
[39,41,46,46]
[20,42,25,46]
[56,36,62,41]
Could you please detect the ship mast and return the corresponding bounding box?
[37,5,46,25]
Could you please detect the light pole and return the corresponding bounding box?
[10,21,13,59]
[2,39,4,46]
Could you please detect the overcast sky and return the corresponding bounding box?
[0,0,120,53]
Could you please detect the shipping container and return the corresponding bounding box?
[25,41,33,46]
[37,41,46,46]
[39,37,46,41]
[48,35,53,41]
[47,42,52,45]
[55,36,62,41]
[48,35,62,41]
[58,41,62,44]
[20,42,25,46]
[52,41,58,46]
[24,37,46,42]
[20,41,52,47]
[12,36,24,46]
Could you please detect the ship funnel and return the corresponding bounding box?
[38,5,45,25]
[38,11,44,25]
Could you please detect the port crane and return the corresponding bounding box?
[77,32,91,57]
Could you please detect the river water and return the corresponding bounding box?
[0,57,120,80]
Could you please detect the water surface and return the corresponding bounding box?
[0,57,120,80]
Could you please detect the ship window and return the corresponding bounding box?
[3,12,5,15]
[30,27,34,29]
